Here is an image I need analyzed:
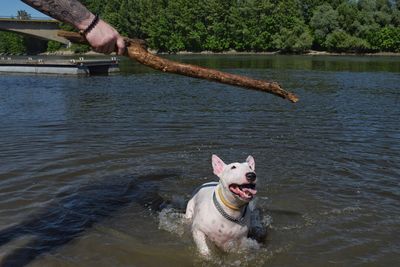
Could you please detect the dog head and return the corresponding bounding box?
[212,154,257,202]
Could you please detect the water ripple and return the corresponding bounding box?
[0,56,399,266]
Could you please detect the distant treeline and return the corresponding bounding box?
[81,0,400,53]
[1,0,400,54]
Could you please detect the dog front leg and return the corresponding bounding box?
[193,229,211,257]
[185,199,195,220]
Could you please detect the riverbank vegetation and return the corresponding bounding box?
[81,0,400,53]
[83,0,400,53]
[1,0,400,54]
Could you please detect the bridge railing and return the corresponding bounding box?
[0,16,57,22]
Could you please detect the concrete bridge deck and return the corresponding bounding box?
[0,17,69,44]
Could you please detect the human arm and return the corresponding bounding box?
[21,0,125,54]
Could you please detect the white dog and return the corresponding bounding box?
[185,155,259,256]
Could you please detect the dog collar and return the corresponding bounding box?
[217,187,241,211]
[213,190,247,226]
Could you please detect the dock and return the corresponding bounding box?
[0,57,119,75]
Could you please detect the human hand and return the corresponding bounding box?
[78,15,125,55]
[21,1,125,55]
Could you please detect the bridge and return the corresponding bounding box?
[0,17,69,44]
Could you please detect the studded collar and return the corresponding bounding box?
[213,190,248,226]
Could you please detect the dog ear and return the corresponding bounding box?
[246,155,255,170]
[212,155,226,176]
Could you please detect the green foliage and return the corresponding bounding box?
[0,10,30,54]
[391,9,400,26]
[47,41,63,52]
[337,1,359,34]
[70,44,91,54]
[0,32,26,54]
[310,3,340,47]
[367,26,400,51]
[4,1,400,54]
[139,0,400,53]
[324,30,371,52]
[273,22,313,53]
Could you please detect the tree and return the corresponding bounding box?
[337,1,360,34]
[47,41,63,52]
[367,26,400,51]
[0,32,26,54]
[301,0,325,23]
[310,3,340,48]
[273,22,313,53]
[16,10,31,20]
[324,30,371,52]
[18,0,400,54]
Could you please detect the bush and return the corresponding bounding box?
[310,3,340,47]
[70,44,91,54]
[367,26,400,52]
[0,32,26,54]
[324,30,371,52]
[273,24,313,53]
[47,41,63,52]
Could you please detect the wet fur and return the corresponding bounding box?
[185,155,265,256]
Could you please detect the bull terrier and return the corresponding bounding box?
[185,155,258,257]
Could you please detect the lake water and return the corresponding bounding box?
[0,55,399,266]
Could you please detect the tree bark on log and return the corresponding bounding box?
[58,30,299,103]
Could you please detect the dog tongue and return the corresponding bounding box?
[230,185,257,199]
[242,187,257,196]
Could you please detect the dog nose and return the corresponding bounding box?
[246,172,256,182]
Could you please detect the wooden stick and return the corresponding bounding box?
[58,30,299,103]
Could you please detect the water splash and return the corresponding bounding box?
[320,206,362,216]
[158,206,280,266]
[158,208,187,237]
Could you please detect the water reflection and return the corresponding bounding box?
[142,54,400,73]
[0,172,175,267]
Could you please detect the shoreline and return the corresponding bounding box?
[35,49,400,57]
[174,50,400,57]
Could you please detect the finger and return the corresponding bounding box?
[116,37,126,55]
[94,45,107,54]
[105,39,116,54]
[97,42,114,54]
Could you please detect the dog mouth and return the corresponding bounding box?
[229,183,257,200]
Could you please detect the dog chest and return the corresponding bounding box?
[193,199,249,243]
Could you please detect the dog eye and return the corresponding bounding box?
[231,166,236,170]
